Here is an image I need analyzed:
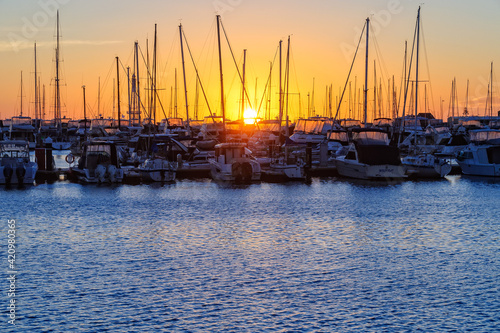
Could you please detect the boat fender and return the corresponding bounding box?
[177,154,183,168]
[107,165,117,183]
[3,165,13,183]
[241,162,253,181]
[96,164,107,183]
[65,154,75,164]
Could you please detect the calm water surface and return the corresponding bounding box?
[1,160,500,331]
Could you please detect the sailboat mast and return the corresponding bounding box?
[116,56,121,128]
[363,18,369,125]
[216,15,226,141]
[490,62,493,118]
[135,41,141,124]
[278,40,283,138]
[179,24,190,128]
[267,61,272,120]
[285,36,290,137]
[153,24,157,125]
[241,49,247,120]
[55,10,61,130]
[415,6,421,130]
[34,43,38,120]
[20,71,23,116]
[82,85,87,135]
[465,79,469,115]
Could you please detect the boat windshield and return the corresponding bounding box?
[87,144,112,155]
[353,131,389,145]
[328,131,349,142]
[470,130,500,144]
[0,142,29,158]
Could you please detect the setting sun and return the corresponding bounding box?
[243,108,258,125]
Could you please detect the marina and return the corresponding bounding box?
[2,1,500,331]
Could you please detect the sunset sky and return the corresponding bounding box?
[1,0,500,123]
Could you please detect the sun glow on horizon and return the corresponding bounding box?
[243,108,258,125]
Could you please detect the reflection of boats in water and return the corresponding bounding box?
[209,143,261,182]
[0,140,38,184]
[69,141,124,183]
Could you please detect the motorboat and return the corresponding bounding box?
[68,141,124,183]
[456,129,500,176]
[209,142,261,182]
[402,152,452,178]
[0,140,38,184]
[334,128,406,180]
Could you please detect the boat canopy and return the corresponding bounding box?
[352,129,390,145]
[327,131,349,143]
[470,129,500,144]
[0,141,30,156]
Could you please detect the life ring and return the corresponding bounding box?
[65,154,75,164]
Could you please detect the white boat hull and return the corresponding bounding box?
[0,163,38,184]
[138,159,176,182]
[210,160,261,182]
[336,158,407,180]
[457,162,500,177]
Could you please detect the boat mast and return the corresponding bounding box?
[415,6,420,132]
[179,23,190,128]
[490,62,493,119]
[82,85,87,136]
[241,49,247,120]
[174,68,178,118]
[363,18,369,125]
[278,39,283,142]
[153,24,157,125]
[55,10,61,133]
[285,36,290,138]
[135,41,141,124]
[267,61,272,120]
[116,56,121,128]
[465,79,469,116]
[34,43,38,121]
[216,15,226,141]
[20,71,23,117]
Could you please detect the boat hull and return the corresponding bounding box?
[336,159,407,180]
[0,164,38,184]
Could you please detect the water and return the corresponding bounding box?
[1,172,500,332]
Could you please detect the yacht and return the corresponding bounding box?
[335,128,406,180]
[0,140,38,184]
[209,143,261,182]
[456,129,500,176]
[68,141,124,183]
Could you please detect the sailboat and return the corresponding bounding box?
[333,18,406,180]
[136,25,176,182]
[45,11,72,150]
[208,15,261,182]
[266,37,306,180]
[398,7,451,178]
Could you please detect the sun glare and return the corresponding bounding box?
[243,108,258,125]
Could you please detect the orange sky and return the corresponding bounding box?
[1,0,500,123]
